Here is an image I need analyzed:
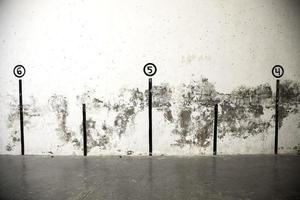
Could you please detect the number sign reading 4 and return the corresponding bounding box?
[272,65,284,78]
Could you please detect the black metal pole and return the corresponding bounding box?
[149,78,153,156]
[275,80,279,154]
[82,104,87,156]
[213,104,218,155]
[19,79,24,155]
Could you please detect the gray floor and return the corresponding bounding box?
[0,155,299,200]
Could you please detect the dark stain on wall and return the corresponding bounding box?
[218,84,273,139]
[6,78,299,154]
[293,144,300,155]
[114,107,134,136]
[171,80,299,148]
[248,104,264,118]
[127,150,134,155]
[48,95,80,149]
[72,79,299,154]
[278,80,299,128]
[6,96,40,151]
[164,109,174,123]
[129,88,145,110]
[151,83,174,123]
[49,95,72,142]
[172,79,217,147]
[113,88,145,137]
[76,89,104,110]
[92,98,103,108]
[79,118,111,152]
[76,88,145,151]
[179,109,191,130]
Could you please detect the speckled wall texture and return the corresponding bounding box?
[0,0,299,155]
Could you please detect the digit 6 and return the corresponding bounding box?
[17,66,22,75]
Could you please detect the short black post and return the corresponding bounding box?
[19,79,24,155]
[149,78,153,156]
[82,104,87,156]
[213,104,218,155]
[274,80,279,154]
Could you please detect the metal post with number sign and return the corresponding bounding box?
[13,65,26,155]
[272,65,284,155]
[143,63,157,156]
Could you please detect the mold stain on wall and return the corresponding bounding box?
[278,80,299,128]
[61,79,300,154]
[218,84,273,139]
[5,77,300,154]
[48,94,80,149]
[6,96,40,151]
[171,78,217,148]
[79,118,111,153]
[151,83,173,123]
[112,88,145,137]
[151,79,299,151]
[74,88,145,153]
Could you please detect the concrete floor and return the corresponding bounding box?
[0,155,299,200]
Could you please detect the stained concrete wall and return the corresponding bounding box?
[0,0,299,155]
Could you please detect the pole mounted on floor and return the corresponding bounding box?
[213,104,218,156]
[82,104,87,156]
[148,78,153,156]
[271,65,284,155]
[275,80,279,155]
[13,65,26,155]
[19,79,24,155]
[143,63,157,156]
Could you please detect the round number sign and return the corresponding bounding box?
[272,65,284,78]
[13,65,26,78]
[143,63,157,77]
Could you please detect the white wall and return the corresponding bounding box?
[0,0,299,155]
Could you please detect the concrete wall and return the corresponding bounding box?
[0,0,299,155]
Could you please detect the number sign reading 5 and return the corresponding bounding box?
[143,63,157,77]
